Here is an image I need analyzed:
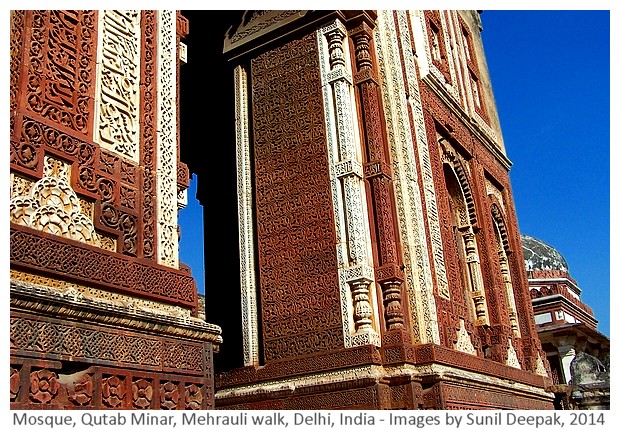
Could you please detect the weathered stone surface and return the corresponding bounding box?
[522,234,570,272]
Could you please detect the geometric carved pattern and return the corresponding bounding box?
[95,10,141,162]
[24,11,96,136]
[10,10,26,136]
[10,313,204,372]
[374,10,440,344]
[156,10,179,268]
[317,19,381,348]
[251,32,344,361]
[140,10,158,261]
[396,10,450,300]
[11,117,139,256]
[10,227,197,306]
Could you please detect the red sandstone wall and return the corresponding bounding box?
[251,33,344,361]
[9,10,197,310]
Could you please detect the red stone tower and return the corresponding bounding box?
[180,10,554,409]
[9,10,221,409]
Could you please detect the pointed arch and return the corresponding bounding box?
[440,139,488,326]
[439,139,477,226]
[490,201,521,337]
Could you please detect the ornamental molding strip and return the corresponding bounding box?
[216,364,383,401]
[397,10,450,300]
[234,64,261,366]
[374,10,440,344]
[156,10,179,268]
[317,19,381,348]
[10,279,222,344]
[10,269,191,318]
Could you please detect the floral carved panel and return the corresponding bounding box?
[24,11,96,136]
[251,33,343,361]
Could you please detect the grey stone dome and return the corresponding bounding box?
[521,234,569,272]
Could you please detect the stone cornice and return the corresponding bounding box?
[422,72,512,170]
[10,279,222,345]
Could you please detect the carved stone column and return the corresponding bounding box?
[350,21,405,332]
[319,20,380,346]
[463,229,488,325]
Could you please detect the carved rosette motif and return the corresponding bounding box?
[67,373,94,406]
[160,381,180,409]
[29,369,60,404]
[374,11,441,344]
[156,10,179,268]
[317,20,381,348]
[95,10,141,162]
[132,378,154,409]
[10,366,21,401]
[102,375,126,408]
[185,384,203,410]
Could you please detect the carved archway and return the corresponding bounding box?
[441,151,488,327]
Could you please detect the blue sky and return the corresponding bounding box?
[480,10,610,336]
[179,10,611,336]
